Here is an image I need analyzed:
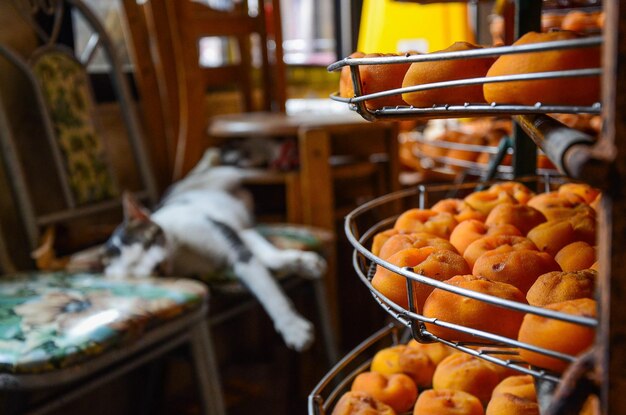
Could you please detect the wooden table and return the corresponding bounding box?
[208,110,368,138]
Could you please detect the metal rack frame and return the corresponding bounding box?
[317,0,626,413]
[404,131,562,179]
[308,323,406,415]
[327,36,602,122]
[342,178,596,382]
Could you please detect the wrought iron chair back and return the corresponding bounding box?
[0,2,226,414]
[0,0,157,258]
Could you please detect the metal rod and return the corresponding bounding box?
[353,250,567,383]
[79,33,101,66]
[411,147,560,178]
[482,135,514,181]
[308,324,399,414]
[514,114,597,179]
[328,95,602,120]
[68,0,159,205]
[328,36,602,71]
[513,121,537,178]
[406,131,513,154]
[349,68,602,104]
[343,180,597,328]
[0,45,76,247]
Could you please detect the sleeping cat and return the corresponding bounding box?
[101,150,326,351]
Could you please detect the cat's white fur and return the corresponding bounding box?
[103,150,326,351]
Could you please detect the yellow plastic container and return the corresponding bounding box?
[358,0,475,54]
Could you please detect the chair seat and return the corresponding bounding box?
[0,272,207,374]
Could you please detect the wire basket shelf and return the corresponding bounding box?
[343,177,598,387]
[308,323,407,415]
[327,36,602,121]
[404,131,561,178]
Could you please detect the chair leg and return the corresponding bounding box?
[0,390,28,415]
[189,321,226,415]
[137,359,166,415]
[311,278,340,365]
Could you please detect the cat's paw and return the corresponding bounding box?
[275,314,315,352]
[280,251,327,279]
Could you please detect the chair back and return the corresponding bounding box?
[0,0,158,266]
[121,0,287,179]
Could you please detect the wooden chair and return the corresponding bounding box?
[204,113,401,350]
[122,0,287,180]
[122,0,341,356]
[0,1,225,413]
[121,0,401,359]
[298,122,401,231]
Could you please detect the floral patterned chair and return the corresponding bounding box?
[0,269,224,415]
[0,1,340,413]
[0,1,226,413]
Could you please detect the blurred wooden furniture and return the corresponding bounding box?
[0,1,225,414]
[208,111,401,229]
[298,122,401,230]
[210,112,401,341]
[122,0,401,226]
[121,0,401,358]
[122,0,286,180]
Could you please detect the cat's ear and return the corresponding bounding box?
[122,191,151,222]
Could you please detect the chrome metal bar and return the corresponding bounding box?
[0,44,77,223]
[347,196,597,327]
[406,132,514,154]
[412,148,512,175]
[68,0,159,205]
[514,114,597,178]
[436,336,561,383]
[350,68,602,103]
[352,253,566,384]
[308,323,399,415]
[328,97,602,119]
[79,33,101,66]
[328,36,602,71]
[341,177,597,383]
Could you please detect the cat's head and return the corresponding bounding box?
[102,192,169,278]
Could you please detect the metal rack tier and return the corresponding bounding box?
[404,130,562,178]
[328,36,602,122]
[343,178,598,388]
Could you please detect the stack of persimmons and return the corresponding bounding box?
[331,181,600,414]
[400,114,599,181]
[339,31,600,110]
[542,9,604,33]
[404,118,560,176]
[332,338,598,415]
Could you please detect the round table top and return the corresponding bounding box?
[208,110,368,138]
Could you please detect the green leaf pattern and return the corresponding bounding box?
[32,51,117,204]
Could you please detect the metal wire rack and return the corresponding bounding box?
[327,36,602,121]
[404,131,561,179]
[307,323,558,415]
[342,177,598,385]
[308,323,407,415]
[542,0,601,10]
